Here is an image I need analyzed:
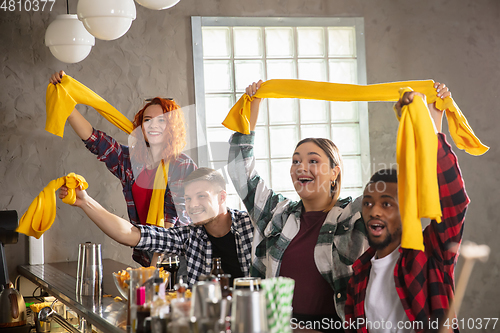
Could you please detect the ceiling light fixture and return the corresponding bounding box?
[77,0,137,41]
[135,0,181,10]
[44,0,95,63]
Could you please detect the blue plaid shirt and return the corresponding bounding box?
[83,128,197,266]
[135,208,254,287]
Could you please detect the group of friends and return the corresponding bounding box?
[50,71,468,333]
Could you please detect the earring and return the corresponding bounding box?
[330,180,336,193]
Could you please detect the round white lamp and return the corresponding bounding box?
[45,14,95,63]
[135,0,181,10]
[77,0,136,41]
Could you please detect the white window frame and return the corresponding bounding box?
[191,16,370,202]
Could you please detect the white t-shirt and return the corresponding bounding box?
[364,248,415,333]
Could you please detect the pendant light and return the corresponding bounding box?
[45,1,95,63]
[77,0,136,41]
[135,0,181,10]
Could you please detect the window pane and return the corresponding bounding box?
[269,126,298,158]
[297,59,327,81]
[235,60,264,91]
[207,128,232,161]
[300,99,328,124]
[271,159,293,191]
[267,60,295,80]
[205,94,233,126]
[202,27,230,58]
[255,159,271,187]
[331,124,360,155]
[329,60,357,84]
[254,126,269,159]
[256,99,268,126]
[301,124,329,140]
[297,27,325,57]
[268,98,298,125]
[280,191,300,202]
[341,155,363,188]
[340,188,362,201]
[328,27,356,57]
[204,60,232,92]
[210,161,236,193]
[226,194,242,210]
[265,27,294,58]
[331,101,359,122]
[234,27,263,58]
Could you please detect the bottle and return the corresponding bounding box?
[174,275,189,299]
[135,286,151,333]
[211,257,224,276]
[150,278,170,333]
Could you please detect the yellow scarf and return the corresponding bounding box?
[223,79,488,156]
[223,79,488,251]
[396,88,440,250]
[147,160,170,228]
[45,75,169,228]
[46,75,134,137]
[16,173,88,239]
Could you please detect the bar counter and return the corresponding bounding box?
[18,259,129,333]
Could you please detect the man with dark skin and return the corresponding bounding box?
[345,87,470,333]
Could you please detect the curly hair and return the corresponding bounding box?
[131,97,186,163]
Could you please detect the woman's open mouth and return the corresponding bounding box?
[298,177,314,185]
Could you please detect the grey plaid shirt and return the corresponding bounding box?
[228,132,368,320]
[135,208,253,287]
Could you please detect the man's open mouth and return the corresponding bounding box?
[367,220,386,236]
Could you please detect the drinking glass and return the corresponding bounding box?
[233,277,261,291]
[157,254,180,291]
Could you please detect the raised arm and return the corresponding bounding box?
[394,82,450,133]
[49,70,93,140]
[59,185,141,246]
[246,80,263,131]
[228,81,290,229]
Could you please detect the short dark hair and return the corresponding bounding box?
[183,167,226,191]
[368,168,398,184]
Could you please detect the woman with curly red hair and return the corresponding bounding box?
[49,71,197,267]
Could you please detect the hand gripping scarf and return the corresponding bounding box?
[16,173,88,238]
[44,75,169,228]
[223,79,488,251]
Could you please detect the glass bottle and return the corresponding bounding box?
[210,257,224,276]
[150,278,170,333]
[135,286,151,333]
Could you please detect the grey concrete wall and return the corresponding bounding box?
[1,0,498,329]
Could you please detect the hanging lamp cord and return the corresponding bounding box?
[66,0,69,14]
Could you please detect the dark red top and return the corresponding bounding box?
[279,210,336,315]
[132,167,157,225]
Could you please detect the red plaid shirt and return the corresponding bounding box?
[84,128,197,266]
[345,134,469,333]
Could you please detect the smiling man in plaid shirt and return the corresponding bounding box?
[59,167,253,287]
[344,88,469,333]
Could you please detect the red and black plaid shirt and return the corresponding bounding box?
[345,133,469,333]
